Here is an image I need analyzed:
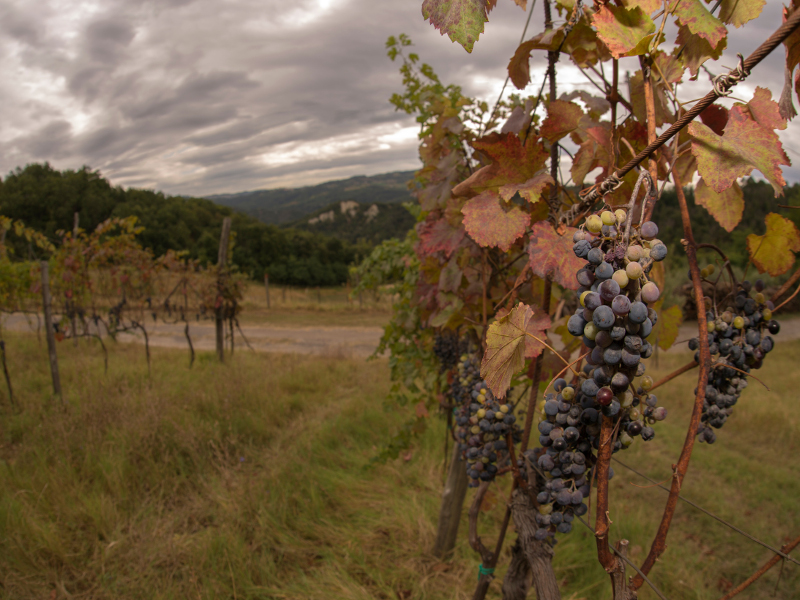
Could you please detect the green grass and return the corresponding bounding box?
[0,334,799,599]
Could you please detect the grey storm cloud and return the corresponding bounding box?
[0,0,798,196]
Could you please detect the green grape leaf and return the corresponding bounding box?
[499,172,554,203]
[438,255,463,293]
[747,213,800,277]
[672,0,727,50]
[593,5,655,59]
[718,0,764,27]
[689,105,789,197]
[695,178,744,232]
[462,190,530,252]
[421,0,488,53]
[676,25,727,76]
[541,100,584,141]
[745,87,787,131]
[650,301,684,351]
[528,221,584,290]
[481,303,550,399]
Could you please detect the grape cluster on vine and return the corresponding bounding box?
[433,330,462,373]
[525,208,669,540]
[688,275,780,444]
[452,354,521,488]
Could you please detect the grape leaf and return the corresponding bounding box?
[499,172,554,203]
[621,0,661,13]
[653,49,684,84]
[571,125,612,186]
[422,0,488,53]
[689,105,789,196]
[438,255,463,293]
[454,132,549,195]
[629,69,673,127]
[747,213,800,277]
[650,301,683,351]
[695,178,743,232]
[784,3,800,74]
[462,190,530,252]
[528,221,584,290]
[745,87,787,131]
[417,217,466,258]
[541,100,584,141]
[718,0,764,27]
[481,303,550,398]
[593,5,656,59]
[560,90,611,119]
[676,25,727,76]
[672,0,727,50]
[699,104,728,135]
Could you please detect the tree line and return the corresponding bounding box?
[0,163,374,286]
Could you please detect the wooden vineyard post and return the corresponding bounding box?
[264,273,271,309]
[216,217,232,363]
[40,261,62,401]
[432,442,469,558]
[72,212,80,347]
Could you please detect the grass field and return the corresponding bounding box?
[0,333,798,599]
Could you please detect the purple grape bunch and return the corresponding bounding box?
[688,277,780,444]
[453,355,522,488]
[525,208,669,540]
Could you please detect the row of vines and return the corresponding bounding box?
[359,0,800,597]
[0,214,245,408]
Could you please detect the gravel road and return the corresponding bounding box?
[3,314,798,359]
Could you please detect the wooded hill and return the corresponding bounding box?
[206,171,415,225]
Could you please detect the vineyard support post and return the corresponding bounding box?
[265,273,271,309]
[432,440,469,558]
[40,261,62,401]
[72,212,80,347]
[216,217,232,363]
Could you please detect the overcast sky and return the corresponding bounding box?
[0,0,798,197]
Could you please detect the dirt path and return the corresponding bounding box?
[3,314,799,359]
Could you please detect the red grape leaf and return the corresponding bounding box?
[454,132,549,195]
[528,221,584,290]
[745,87,787,131]
[508,31,564,88]
[621,0,662,13]
[699,104,729,135]
[417,217,466,258]
[653,49,684,84]
[593,4,656,59]
[560,90,611,119]
[689,105,789,197]
[499,172,554,203]
[695,178,743,232]
[481,303,550,399]
[672,0,727,50]
[422,0,489,53]
[718,0,764,27]
[747,213,800,277]
[784,3,800,74]
[676,25,727,76]
[462,191,530,252]
[571,125,612,186]
[541,100,584,142]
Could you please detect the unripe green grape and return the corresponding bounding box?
[762,308,773,321]
[561,386,574,400]
[627,245,643,261]
[620,432,633,448]
[641,375,653,391]
[584,322,599,340]
[586,214,603,233]
[612,269,629,288]
[755,292,765,304]
[500,404,509,413]
[733,316,744,329]
[626,262,643,280]
[601,210,616,226]
[620,390,634,407]
[580,290,591,306]
[707,321,716,333]
[538,503,553,515]
[615,209,627,223]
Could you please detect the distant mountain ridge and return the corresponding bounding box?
[290,199,415,245]
[206,171,416,225]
